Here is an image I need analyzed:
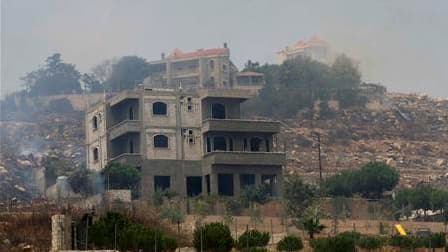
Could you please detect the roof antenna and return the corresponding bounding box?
[179,81,183,91]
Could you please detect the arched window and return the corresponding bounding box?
[92,116,98,130]
[213,136,227,151]
[250,138,262,152]
[93,147,99,162]
[154,135,169,148]
[211,103,226,119]
[153,102,167,115]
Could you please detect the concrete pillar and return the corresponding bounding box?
[210,173,218,195]
[233,173,241,196]
[166,61,172,87]
[51,214,72,252]
[255,173,262,186]
[276,172,284,197]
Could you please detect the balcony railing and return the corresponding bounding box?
[203,151,286,166]
[109,153,142,164]
[109,120,141,140]
[202,119,280,133]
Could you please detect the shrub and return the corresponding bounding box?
[193,222,233,252]
[277,235,303,251]
[236,230,270,249]
[89,212,177,252]
[356,235,383,250]
[310,232,360,252]
[246,247,268,252]
[388,235,414,249]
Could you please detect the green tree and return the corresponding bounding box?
[81,73,103,93]
[106,56,151,91]
[284,175,317,220]
[236,230,270,250]
[193,222,233,252]
[68,167,97,196]
[324,161,399,198]
[22,53,82,96]
[330,54,361,89]
[103,163,141,197]
[277,235,304,252]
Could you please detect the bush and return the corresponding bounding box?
[193,222,233,252]
[245,247,268,252]
[89,212,177,252]
[388,235,415,249]
[236,230,270,249]
[356,235,383,250]
[277,235,303,251]
[310,232,360,252]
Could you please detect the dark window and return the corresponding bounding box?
[243,138,248,151]
[129,139,134,153]
[209,60,214,69]
[265,139,270,152]
[218,173,234,196]
[250,138,262,152]
[154,176,170,191]
[240,174,255,188]
[228,138,233,151]
[153,102,167,115]
[129,106,134,120]
[93,148,99,162]
[206,137,211,152]
[187,105,193,111]
[211,103,226,119]
[92,116,98,129]
[222,64,227,71]
[154,135,168,148]
[213,136,227,151]
[186,176,202,197]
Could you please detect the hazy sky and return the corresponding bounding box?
[1,0,447,97]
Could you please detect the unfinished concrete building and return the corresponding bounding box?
[86,86,285,199]
[144,44,264,93]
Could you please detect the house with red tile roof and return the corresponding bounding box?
[276,36,329,64]
[144,43,264,93]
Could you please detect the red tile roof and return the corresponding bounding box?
[167,48,229,59]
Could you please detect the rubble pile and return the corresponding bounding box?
[281,93,448,187]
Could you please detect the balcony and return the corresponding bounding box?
[109,120,141,140]
[202,119,280,133]
[203,151,286,166]
[109,153,142,165]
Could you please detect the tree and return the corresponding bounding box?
[22,53,82,96]
[68,168,97,196]
[284,175,317,220]
[236,230,270,250]
[301,216,325,239]
[277,235,304,252]
[81,73,103,93]
[354,161,399,198]
[42,156,74,188]
[324,161,399,198]
[330,54,361,89]
[105,56,151,91]
[103,163,141,197]
[193,222,233,252]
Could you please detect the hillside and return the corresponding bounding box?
[278,92,448,188]
[0,91,447,204]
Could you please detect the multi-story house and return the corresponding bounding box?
[145,44,264,93]
[276,36,329,64]
[86,86,285,199]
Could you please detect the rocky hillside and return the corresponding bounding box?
[278,92,448,188]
